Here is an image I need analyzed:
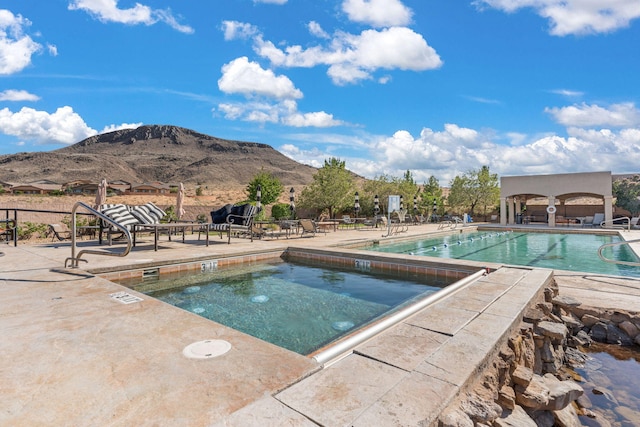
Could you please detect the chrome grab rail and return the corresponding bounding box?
[600,216,631,231]
[65,201,132,268]
[597,238,640,267]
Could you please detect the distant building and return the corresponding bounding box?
[10,181,62,194]
[128,182,171,195]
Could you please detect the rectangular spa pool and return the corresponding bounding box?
[114,258,457,355]
[365,230,640,278]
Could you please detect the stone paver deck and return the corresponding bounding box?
[1,224,639,426]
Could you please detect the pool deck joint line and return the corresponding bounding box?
[1,223,639,427]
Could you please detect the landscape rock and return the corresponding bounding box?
[511,365,533,386]
[536,321,568,342]
[460,398,501,423]
[553,403,582,427]
[439,407,474,427]
[552,295,582,310]
[494,405,537,427]
[515,375,550,409]
[498,385,516,410]
[540,374,583,411]
[618,320,639,340]
[581,314,600,327]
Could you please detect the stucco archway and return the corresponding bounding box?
[499,171,613,227]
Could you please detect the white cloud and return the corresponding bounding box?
[308,21,330,39]
[100,122,143,134]
[218,56,303,100]
[47,43,58,56]
[68,0,194,33]
[474,0,640,35]
[0,9,42,75]
[255,26,442,85]
[550,89,584,97]
[222,21,259,41]
[280,114,640,183]
[0,106,97,145]
[254,0,287,4]
[342,0,413,27]
[0,89,40,101]
[546,102,640,127]
[282,111,343,128]
[215,99,343,128]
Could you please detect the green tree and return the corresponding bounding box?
[421,175,443,216]
[447,166,500,216]
[298,158,354,218]
[613,175,640,216]
[246,170,283,206]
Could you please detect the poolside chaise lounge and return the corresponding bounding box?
[583,213,605,228]
[98,202,194,250]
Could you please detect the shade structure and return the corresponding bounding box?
[256,185,262,210]
[289,187,295,214]
[94,178,107,209]
[176,183,186,219]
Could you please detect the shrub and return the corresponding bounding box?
[271,203,292,220]
[17,222,47,240]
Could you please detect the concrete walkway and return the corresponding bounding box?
[1,224,639,426]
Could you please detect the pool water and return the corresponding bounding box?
[574,343,640,426]
[133,260,449,355]
[366,231,640,277]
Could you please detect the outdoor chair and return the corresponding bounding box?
[48,223,72,241]
[298,219,318,237]
[203,203,260,244]
[585,213,605,228]
[341,215,356,229]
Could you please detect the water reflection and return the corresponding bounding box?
[573,343,640,426]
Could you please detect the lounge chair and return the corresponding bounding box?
[48,223,72,241]
[342,215,356,229]
[298,219,317,237]
[584,213,604,228]
[204,203,259,244]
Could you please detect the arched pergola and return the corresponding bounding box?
[500,171,613,227]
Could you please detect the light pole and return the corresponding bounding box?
[256,184,262,211]
[289,187,295,218]
[432,198,437,222]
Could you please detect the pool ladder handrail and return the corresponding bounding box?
[597,238,640,267]
[65,201,132,268]
[599,216,631,231]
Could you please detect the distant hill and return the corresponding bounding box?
[0,125,318,188]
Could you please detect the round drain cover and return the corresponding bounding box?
[183,340,231,359]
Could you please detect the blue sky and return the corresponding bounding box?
[1,0,639,184]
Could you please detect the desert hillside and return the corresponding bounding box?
[0,124,318,187]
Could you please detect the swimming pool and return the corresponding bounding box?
[120,259,454,355]
[365,230,640,277]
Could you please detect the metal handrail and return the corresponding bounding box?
[600,216,631,231]
[597,238,640,267]
[65,201,132,268]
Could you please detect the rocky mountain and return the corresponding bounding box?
[0,125,318,188]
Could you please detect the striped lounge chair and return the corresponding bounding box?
[206,204,259,244]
